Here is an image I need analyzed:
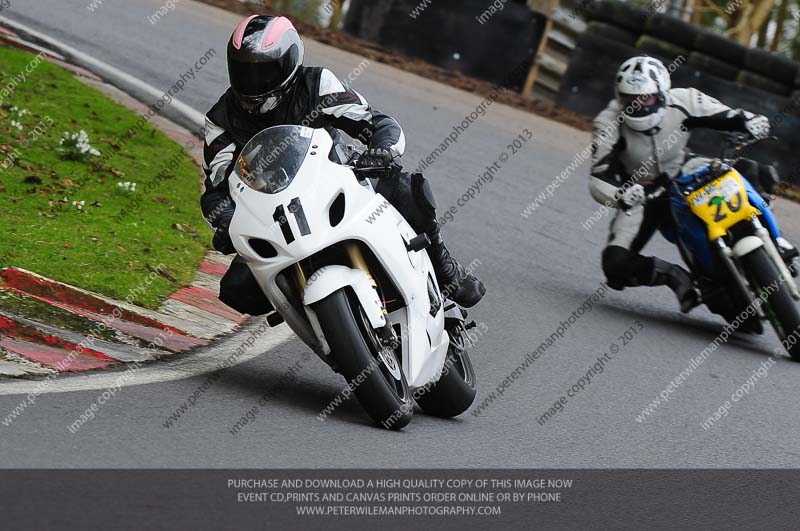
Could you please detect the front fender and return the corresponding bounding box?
[304,265,386,329]
[732,236,764,258]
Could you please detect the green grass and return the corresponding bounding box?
[0,46,211,309]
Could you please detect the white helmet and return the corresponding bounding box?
[615,55,671,132]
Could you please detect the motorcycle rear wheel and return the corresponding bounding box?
[314,289,413,429]
[741,247,800,360]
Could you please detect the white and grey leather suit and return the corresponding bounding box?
[589,87,763,289]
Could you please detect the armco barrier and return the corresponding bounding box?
[344,0,546,92]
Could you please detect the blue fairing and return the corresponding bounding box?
[670,191,716,274]
[743,177,781,239]
[669,172,781,276]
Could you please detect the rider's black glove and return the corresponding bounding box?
[212,210,236,255]
[356,147,399,176]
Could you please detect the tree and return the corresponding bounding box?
[260,0,323,25]
[688,0,800,58]
[727,0,775,44]
[329,0,345,29]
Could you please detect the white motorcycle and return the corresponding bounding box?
[227,125,477,429]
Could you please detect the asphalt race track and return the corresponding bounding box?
[2,0,800,468]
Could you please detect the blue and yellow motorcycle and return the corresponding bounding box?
[659,135,800,360]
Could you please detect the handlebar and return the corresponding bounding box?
[351,166,394,180]
[621,134,773,217]
[348,151,380,178]
[720,133,776,164]
[349,152,400,179]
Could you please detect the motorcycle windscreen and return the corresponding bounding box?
[236,125,313,194]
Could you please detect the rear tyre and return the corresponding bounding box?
[415,326,477,418]
[687,52,738,81]
[644,14,700,50]
[586,21,638,46]
[693,30,748,67]
[741,247,800,360]
[557,33,637,116]
[744,48,799,87]
[314,289,413,429]
[635,35,689,65]
[585,0,647,34]
[737,70,790,97]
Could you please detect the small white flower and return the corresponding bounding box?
[59,129,100,159]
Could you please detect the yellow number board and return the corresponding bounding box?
[685,170,760,241]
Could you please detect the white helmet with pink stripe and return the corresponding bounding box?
[227,15,305,114]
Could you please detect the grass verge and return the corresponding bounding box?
[0,45,210,309]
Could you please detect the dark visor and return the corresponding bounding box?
[620,93,661,118]
[228,45,299,97]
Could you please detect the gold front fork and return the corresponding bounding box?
[294,263,307,291]
[346,242,389,320]
[293,245,374,290]
[296,244,387,315]
[346,242,376,288]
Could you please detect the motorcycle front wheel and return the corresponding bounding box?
[414,328,477,418]
[741,246,800,360]
[314,288,413,430]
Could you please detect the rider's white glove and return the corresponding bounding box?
[619,183,646,210]
[744,114,770,140]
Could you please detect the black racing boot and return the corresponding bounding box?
[393,172,486,307]
[652,258,699,314]
[777,237,799,277]
[428,233,486,308]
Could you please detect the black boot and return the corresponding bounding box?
[777,237,799,277]
[428,233,486,308]
[384,172,486,306]
[652,258,699,314]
